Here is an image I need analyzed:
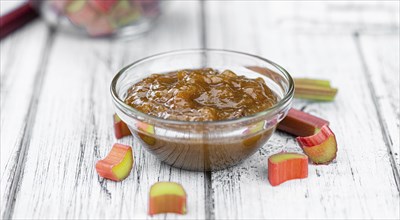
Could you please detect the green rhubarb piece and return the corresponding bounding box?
[294,78,338,101]
[67,0,87,13]
[294,78,331,88]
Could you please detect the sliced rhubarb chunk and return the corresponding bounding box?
[294,78,331,88]
[114,114,132,139]
[268,153,308,186]
[96,143,133,181]
[295,85,338,101]
[66,0,86,13]
[109,0,141,27]
[149,182,187,215]
[278,108,329,137]
[243,121,265,135]
[89,0,118,13]
[294,78,338,101]
[66,0,98,26]
[296,125,338,164]
[137,122,156,145]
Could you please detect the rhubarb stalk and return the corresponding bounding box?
[268,153,308,186]
[149,182,187,215]
[96,143,133,181]
[294,78,338,101]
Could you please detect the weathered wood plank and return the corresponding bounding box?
[0,21,50,218]
[205,1,399,219]
[11,2,205,219]
[4,1,399,219]
[228,1,399,34]
[357,34,400,188]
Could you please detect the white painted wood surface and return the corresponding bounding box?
[8,2,205,219]
[204,1,399,219]
[0,21,50,218]
[358,35,400,179]
[1,1,399,219]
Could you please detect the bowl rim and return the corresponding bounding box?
[110,49,294,125]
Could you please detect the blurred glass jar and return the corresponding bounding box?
[34,0,162,37]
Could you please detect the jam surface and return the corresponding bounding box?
[124,68,278,121]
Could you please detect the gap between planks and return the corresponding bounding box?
[10,2,206,218]
[2,27,56,220]
[200,1,216,219]
[353,31,400,192]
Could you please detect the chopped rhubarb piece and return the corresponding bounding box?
[268,153,308,186]
[114,114,131,139]
[295,85,338,101]
[243,121,265,135]
[294,78,331,88]
[278,108,329,137]
[296,125,338,164]
[114,11,140,27]
[294,78,338,101]
[137,122,156,145]
[242,121,266,147]
[89,0,118,13]
[66,0,86,12]
[137,122,154,134]
[66,0,98,26]
[110,0,141,27]
[149,182,187,215]
[96,143,133,181]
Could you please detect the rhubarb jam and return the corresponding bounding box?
[124,68,277,121]
[123,68,278,170]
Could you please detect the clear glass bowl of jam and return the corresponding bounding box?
[35,0,163,37]
[111,49,294,171]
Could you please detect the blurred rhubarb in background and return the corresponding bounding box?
[0,0,162,39]
[0,0,38,39]
[40,0,162,37]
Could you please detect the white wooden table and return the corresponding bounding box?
[1,1,399,219]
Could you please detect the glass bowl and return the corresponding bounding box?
[35,0,163,37]
[111,49,294,171]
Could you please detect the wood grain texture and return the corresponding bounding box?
[0,21,50,219]
[1,1,399,219]
[10,2,205,219]
[239,0,399,34]
[357,34,400,188]
[204,1,399,219]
